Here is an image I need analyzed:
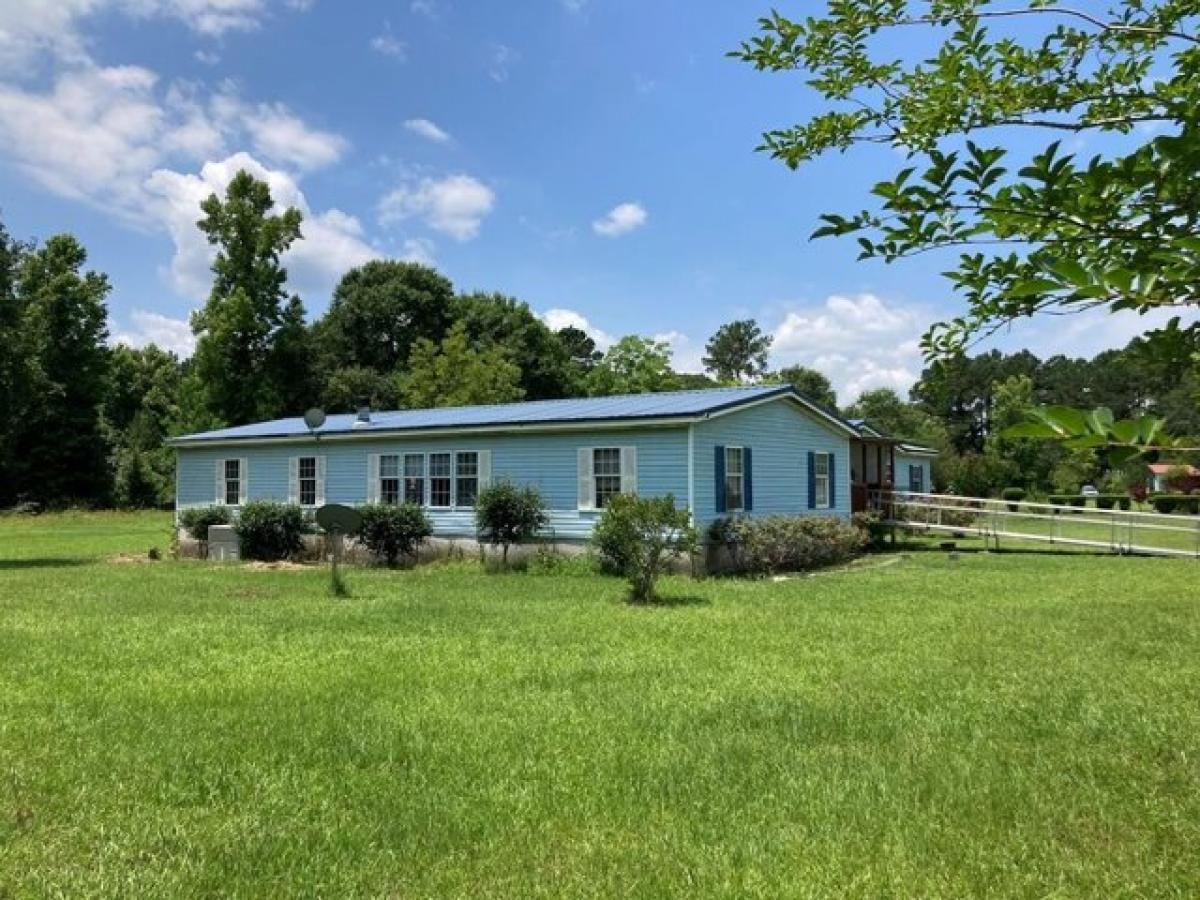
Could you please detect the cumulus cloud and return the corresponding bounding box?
[403,117,451,143]
[653,329,703,373]
[145,151,377,300]
[378,173,495,240]
[399,237,436,266]
[592,201,647,237]
[541,308,615,350]
[111,309,197,357]
[770,292,930,403]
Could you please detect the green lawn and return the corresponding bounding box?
[2,513,1199,897]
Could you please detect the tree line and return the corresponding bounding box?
[2,169,1195,510]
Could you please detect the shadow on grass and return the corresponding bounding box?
[0,557,92,570]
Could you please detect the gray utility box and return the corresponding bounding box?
[207,524,240,561]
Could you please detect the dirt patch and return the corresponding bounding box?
[243,560,311,571]
[108,553,159,565]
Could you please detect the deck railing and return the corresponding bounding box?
[871,490,1200,559]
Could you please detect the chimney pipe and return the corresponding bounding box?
[354,405,371,426]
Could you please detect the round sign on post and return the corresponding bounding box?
[316,504,362,597]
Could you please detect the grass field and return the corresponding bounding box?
[2,512,1199,897]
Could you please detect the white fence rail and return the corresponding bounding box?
[873,490,1200,559]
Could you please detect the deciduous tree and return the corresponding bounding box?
[702,319,772,382]
[397,322,524,408]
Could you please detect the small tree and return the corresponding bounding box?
[357,502,433,567]
[592,493,697,603]
[475,480,548,566]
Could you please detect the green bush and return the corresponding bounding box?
[593,494,697,602]
[475,481,548,566]
[357,503,433,566]
[1093,494,1131,511]
[714,514,866,576]
[1151,494,1200,515]
[1048,494,1086,512]
[234,500,309,562]
[1001,487,1026,512]
[178,505,231,544]
[851,510,887,550]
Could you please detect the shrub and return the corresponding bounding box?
[178,505,231,554]
[851,510,887,550]
[357,502,433,566]
[717,514,866,576]
[234,500,308,561]
[592,494,697,602]
[1151,494,1200,515]
[1001,487,1025,512]
[1093,494,1130,511]
[475,480,548,566]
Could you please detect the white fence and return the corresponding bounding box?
[873,490,1200,559]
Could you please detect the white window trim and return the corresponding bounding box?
[724,445,746,513]
[377,453,401,505]
[452,450,483,510]
[290,455,324,508]
[216,458,247,506]
[814,451,831,510]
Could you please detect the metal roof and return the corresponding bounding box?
[170,384,860,446]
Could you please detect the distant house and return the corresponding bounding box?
[846,419,938,511]
[170,386,881,543]
[1147,463,1200,494]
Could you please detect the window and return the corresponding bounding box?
[725,447,745,512]
[429,453,452,507]
[909,464,924,493]
[593,447,622,508]
[298,456,317,506]
[404,453,426,505]
[456,452,479,507]
[224,459,241,506]
[380,454,401,504]
[814,452,831,509]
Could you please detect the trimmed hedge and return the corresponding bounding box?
[1001,487,1025,512]
[1093,494,1132,511]
[1150,494,1200,515]
[1048,495,1087,509]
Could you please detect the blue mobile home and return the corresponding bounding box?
[171,385,860,540]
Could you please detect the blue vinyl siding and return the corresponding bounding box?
[896,453,933,494]
[177,427,688,540]
[691,398,851,528]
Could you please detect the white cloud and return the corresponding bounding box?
[111,310,196,357]
[403,117,451,143]
[370,24,406,58]
[770,293,930,403]
[488,43,518,82]
[399,237,436,266]
[145,151,378,301]
[240,101,347,170]
[541,308,614,350]
[592,201,647,237]
[410,0,438,18]
[378,173,495,240]
[654,329,703,373]
[560,0,587,11]
[194,49,220,65]
[0,0,281,72]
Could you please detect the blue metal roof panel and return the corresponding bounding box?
[171,385,828,444]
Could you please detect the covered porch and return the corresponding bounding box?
[849,434,897,514]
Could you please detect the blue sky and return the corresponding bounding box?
[0,0,1179,402]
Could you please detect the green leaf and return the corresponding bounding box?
[1038,405,1090,435]
[1002,422,1059,439]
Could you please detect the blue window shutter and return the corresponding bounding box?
[828,452,836,509]
[714,445,726,514]
[743,447,753,511]
[807,451,816,509]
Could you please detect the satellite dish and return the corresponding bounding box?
[316,503,363,535]
[303,407,327,431]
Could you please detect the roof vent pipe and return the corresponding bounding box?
[354,405,371,427]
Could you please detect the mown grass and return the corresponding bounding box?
[2,511,1199,897]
